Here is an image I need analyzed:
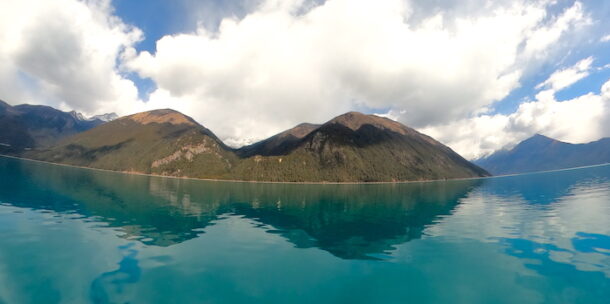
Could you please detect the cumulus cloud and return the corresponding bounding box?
[0,0,603,157]
[422,55,609,160]
[125,0,590,146]
[0,0,143,115]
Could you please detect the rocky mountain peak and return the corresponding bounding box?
[326,111,411,135]
[123,109,198,126]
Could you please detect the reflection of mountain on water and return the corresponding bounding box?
[0,157,479,259]
[150,176,483,258]
[0,158,220,246]
[226,182,478,259]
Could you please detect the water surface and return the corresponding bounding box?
[0,157,609,303]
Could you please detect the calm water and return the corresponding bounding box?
[0,157,609,303]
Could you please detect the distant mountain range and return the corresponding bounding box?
[0,100,117,153]
[86,112,119,122]
[68,111,118,124]
[4,100,609,181]
[475,134,610,175]
[23,109,489,182]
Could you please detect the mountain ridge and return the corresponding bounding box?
[26,108,489,182]
[237,123,321,157]
[27,108,234,176]
[0,101,110,152]
[475,134,610,175]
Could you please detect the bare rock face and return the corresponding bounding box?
[152,142,211,168]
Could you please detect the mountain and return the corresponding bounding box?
[27,109,237,177]
[69,111,87,121]
[0,100,107,153]
[0,100,34,152]
[475,134,610,175]
[237,123,320,157]
[71,111,118,122]
[90,112,119,122]
[27,110,489,182]
[231,111,489,182]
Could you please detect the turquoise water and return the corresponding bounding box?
[0,157,609,303]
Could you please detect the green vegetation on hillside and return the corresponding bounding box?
[27,109,489,182]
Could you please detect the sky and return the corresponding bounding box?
[0,0,609,159]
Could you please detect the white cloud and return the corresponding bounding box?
[536,57,593,91]
[0,0,601,156]
[0,0,144,116]
[600,34,610,42]
[125,0,590,146]
[422,76,610,160]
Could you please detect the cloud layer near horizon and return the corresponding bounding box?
[1,0,608,159]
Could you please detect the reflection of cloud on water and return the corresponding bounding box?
[501,237,610,302]
[427,172,610,278]
[90,243,141,304]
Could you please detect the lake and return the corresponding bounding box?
[0,156,609,303]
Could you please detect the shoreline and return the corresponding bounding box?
[1,154,608,185]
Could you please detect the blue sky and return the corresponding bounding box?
[114,0,259,52]
[1,0,610,158]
